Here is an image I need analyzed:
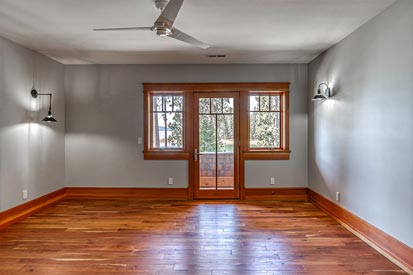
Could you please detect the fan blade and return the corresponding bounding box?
[155,0,183,27]
[169,28,210,49]
[93,27,152,31]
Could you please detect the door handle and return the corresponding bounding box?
[194,149,198,162]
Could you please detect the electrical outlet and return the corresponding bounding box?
[137,137,142,145]
[336,192,340,202]
[168,177,173,185]
[270,178,275,185]
[23,190,28,200]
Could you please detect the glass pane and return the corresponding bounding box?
[199,114,217,190]
[249,96,259,111]
[217,153,234,190]
[260,96,270,111]
[249,112,280,149]
[270,95,280,111]
[217,115,234,153]
[153,96,163,112]
[152,113,166,148]
[199,153,216,190]
[199,115,216,153]
[222,98,234,114]
[165,96,173,112]
[217,114,234,190]
[211,98,222,113]
[173,96,183,112]
[166,112,183,148]
[274,112,281,148]
[199,98,210,114]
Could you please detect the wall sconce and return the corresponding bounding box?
[312,83,331,101]
[31,88,57,122]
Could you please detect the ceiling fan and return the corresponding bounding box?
[93,0,210,49]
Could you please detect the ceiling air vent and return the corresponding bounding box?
[207,54,226,58]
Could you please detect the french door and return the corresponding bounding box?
[193,92,240,199]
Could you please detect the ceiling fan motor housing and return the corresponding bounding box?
[156,28,172,36]
[154,21,172,36]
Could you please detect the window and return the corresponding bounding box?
[241,90,289,160]
[248,93,282,149]
[151,94,184,149]
[144,89,191,160]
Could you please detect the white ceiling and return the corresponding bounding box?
[0,0,396,64]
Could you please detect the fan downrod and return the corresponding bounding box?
[154,0,169,11]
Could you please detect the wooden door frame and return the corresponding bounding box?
[192,92,240,199]
[143,83,290,201]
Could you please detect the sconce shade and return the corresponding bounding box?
[312,83,331,101]
[42,110,57,122]
[312,90,328,101]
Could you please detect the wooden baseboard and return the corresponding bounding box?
[65,187,307,201]
[245,187,308,201]
[0,188,66,230]
[65,187,189,200]
[308,189,413,274]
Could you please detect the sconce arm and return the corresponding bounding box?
[31,89,53,111]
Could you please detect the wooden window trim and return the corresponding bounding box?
[240,91,290,160]
[246,92,284,150]
[144,89,193,160]
[149,93,184,150]
[143,83,290,92]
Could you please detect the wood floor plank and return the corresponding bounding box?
[0,200,406,274]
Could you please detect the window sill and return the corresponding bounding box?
[144,151,191,160]
[242,151,290,160]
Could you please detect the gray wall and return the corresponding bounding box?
[308,0,413,247]
[64,64,308,188]
[0,37,65,211]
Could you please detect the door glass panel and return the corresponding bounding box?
[198,97,234,191]
[199,114,217,190]
[200,153,216,190]
[199,98,210,114]
[223,98,234,114]
[211,98,222,113]
[217,114,234,190]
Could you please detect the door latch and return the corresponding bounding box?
[194,148,198,162]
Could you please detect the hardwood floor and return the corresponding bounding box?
[0,200,406,275]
